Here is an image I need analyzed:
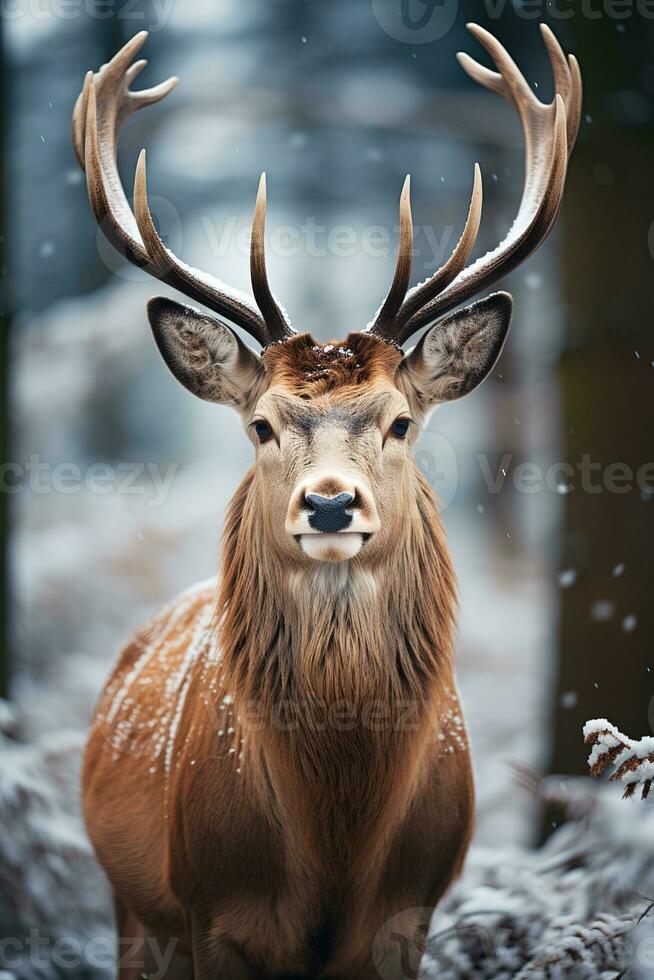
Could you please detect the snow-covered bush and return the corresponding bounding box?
[0,704,112,980]
[425,777,654,978]
[584,718,654,800]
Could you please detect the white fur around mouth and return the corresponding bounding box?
[298,532,364,562]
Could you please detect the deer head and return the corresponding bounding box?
[73,26,581,565]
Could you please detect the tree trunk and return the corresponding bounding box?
[545,18,654,818]
[0,19,9,699]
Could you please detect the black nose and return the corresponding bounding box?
[305,492,355,533]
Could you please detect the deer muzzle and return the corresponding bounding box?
[285,475,380,562]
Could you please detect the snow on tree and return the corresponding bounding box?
[584,718,654,800]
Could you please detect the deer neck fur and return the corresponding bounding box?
[215,466,458,874]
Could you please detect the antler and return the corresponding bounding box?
[72,31,293,347]
[370,24,581,345]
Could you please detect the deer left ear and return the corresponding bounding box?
[147,297,267,416]
[400,292,513,408]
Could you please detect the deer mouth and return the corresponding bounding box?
[295,532,371,562]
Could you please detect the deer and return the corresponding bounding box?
[73,24,581,980]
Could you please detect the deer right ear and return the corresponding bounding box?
[147,297,267,413]
[400,292,513,411]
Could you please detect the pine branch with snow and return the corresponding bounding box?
[583,718,654,800]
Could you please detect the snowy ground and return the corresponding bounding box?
[3,707,654,978]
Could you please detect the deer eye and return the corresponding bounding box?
[254,420,273,444]
[390,417,411,439]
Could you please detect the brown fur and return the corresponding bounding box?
[83,337,475,980]
[263,333,402,396]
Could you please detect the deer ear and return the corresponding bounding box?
[400,292,513,408]
[147,297,266,413]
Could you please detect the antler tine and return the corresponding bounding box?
[130,74,179,108]
[463,24,581,153]
[72,69,93,168]
[74,28,149,161]
[401,95,568,342]
[374,164,482,339]
[73,32,279,347]
[110,28,150,73]
[250,174,295,344]
[125,58,148,85]
[463,23,534,110]
[84,79,145,260]
[566,53,583,153]
[540,24,582,154]
[540,25,572,103]
[376,23,578,345]
[133,148,167,267]
[370,175,413,337]
[459,24,553,211]
[132,152,271,347]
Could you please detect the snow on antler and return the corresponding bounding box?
[583,718,654,800]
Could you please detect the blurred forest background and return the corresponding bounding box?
[1,0,653,863]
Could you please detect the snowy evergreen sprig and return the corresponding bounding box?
[583,718,654,800]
